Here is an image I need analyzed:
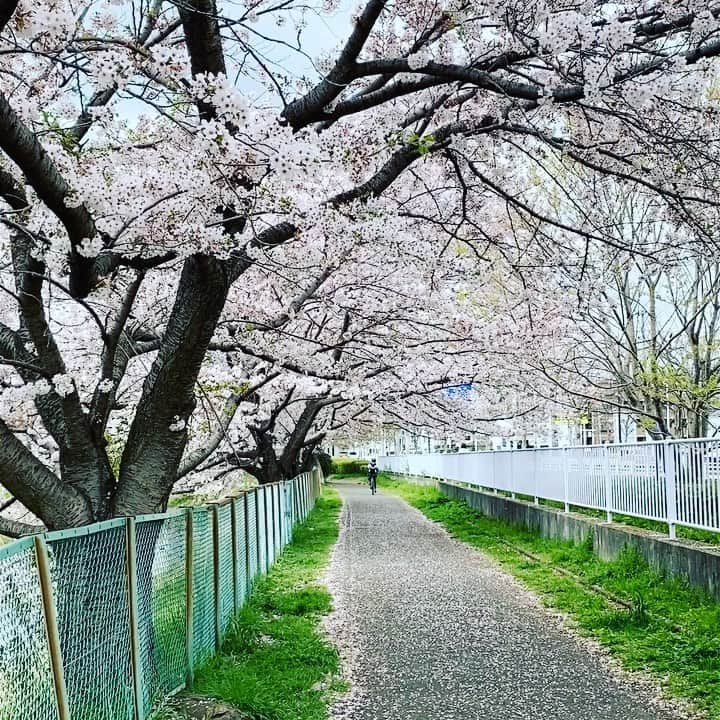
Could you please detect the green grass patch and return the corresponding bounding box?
[375,474,720,718]
[192,490,344,720]
[448,484,720,546]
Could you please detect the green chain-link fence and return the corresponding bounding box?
[46,519,134,720]
[0,537,56,720]
[233,495,247,609]
[0,467,323,720]
[257,488,267,574]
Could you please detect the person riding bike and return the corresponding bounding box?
[367,459,379,495]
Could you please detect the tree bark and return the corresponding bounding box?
[0,418,91,529]
[113,255,233,515]
[10,231,115,516]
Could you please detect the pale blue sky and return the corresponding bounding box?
[233,0,357,102]
[109,2,357,126]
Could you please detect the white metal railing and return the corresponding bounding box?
[379,439,720,538]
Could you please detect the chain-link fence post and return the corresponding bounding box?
[231,499,239,612]
[211,505,221,650]
[243,492,251,596]
[292,478,298,525]
[285,482,292,543]
[184,509,195,688]
[264,487,271,573]
[302,475,306,518]
[301,475,306,519]
[124,518,144,720]
[254,489,262,579]
[299,476,305,520]
[34,534,70,720]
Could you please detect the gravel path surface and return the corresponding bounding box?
[326,481,682,720]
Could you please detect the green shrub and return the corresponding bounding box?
[330,457,368,475]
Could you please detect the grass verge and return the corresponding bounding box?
[377,475,720,719]
[190,489,344,720]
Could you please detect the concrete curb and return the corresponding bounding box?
[440,481,720,601]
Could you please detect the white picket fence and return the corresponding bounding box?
[379,439,720,538]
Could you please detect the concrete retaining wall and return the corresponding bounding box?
[440,481,720,601]
[395,474,437,487]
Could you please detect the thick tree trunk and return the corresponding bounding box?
[251,445,285,486]
[0,418,91,528]
[6,202,114,522]
[298,438,323,474]
[112,255,232,515]
[278,401,322,477]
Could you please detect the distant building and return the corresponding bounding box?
[334,403,720,460]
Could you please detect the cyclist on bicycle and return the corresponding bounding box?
[367,459,379,495]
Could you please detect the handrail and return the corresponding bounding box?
[379,441,720,538]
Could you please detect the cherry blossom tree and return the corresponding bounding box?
[173,221,552,485]
[1,0,720,533]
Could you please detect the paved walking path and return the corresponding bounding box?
[327,481,681,720]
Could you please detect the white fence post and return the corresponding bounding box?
[664,440,678,540]
[603,445,613,523]
[562,447,570,513]
[510,451,516,499]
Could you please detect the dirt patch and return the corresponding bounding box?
[165,696,251,720]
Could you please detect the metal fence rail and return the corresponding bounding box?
[0,467,323,720]
[379,439,720,539]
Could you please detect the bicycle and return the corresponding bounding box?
[369,473,377,495]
